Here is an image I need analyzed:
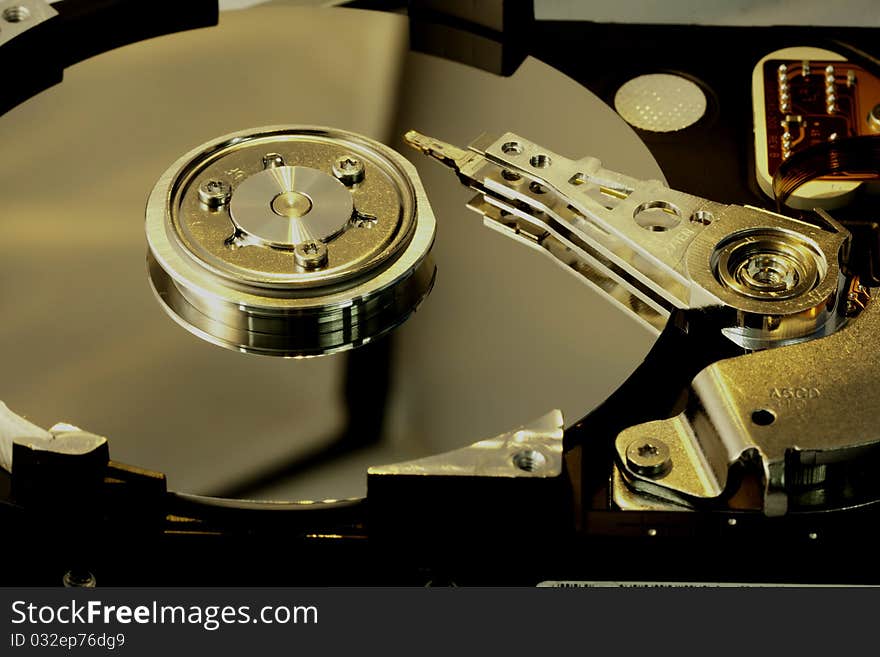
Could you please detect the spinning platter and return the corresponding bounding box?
[0,6,662,499]
[0,4,660,499]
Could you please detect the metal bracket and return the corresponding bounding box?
[0,1,56,47]
[614,289,880,516]
[369,409,564,478]
[368,410,569,546]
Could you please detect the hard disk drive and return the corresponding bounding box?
[2,0,880,586]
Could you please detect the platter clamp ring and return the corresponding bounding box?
[146,126,437,357]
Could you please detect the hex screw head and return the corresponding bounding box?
[332,154,365,185]
[625,438,671,478]
[294,240,328,269]
[198,179,232,208]
[262,152,285,169]
[62,569,96,588]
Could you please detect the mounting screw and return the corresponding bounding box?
[625,438,671,478]
[3,6,31,23]
[198,179,232,208]
[332,154,365,185]
[294,240,328,269]
[262,152,285,169]
[512,449,547,473]
[62,569,96,588]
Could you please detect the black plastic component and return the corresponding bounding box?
[11,438,109,509]
[408,0,533,76]
[1,0,218,115]
[526,22,878,206]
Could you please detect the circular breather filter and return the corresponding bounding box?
[614,73,707,132]
[146,126,437,357]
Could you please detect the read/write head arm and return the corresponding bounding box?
[408,130,879,518]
